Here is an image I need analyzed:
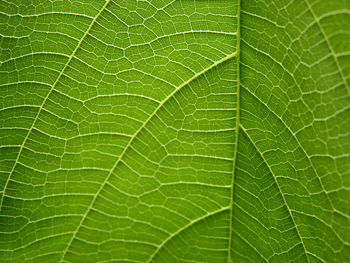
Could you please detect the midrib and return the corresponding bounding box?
[227,0,241,262]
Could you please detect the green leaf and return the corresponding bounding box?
[0,0,349,262]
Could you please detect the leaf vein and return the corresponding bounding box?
[59,51,237,261]
[0,0,113,212]
[240,125,310,263]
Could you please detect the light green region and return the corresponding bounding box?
[0,0,349,262]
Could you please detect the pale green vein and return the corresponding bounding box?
[0,10,94,19]
[240,125,312,263]
[233,230,268,263]
[227,0,241,262]
[59,50,238,262]
[240,83,337,216]
[0,0,112,212]
[146,206,230,263]
[304,0,349,94]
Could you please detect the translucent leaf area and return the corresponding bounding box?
[0,0,349,262]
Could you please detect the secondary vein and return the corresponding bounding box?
[240,126,312,263]
[0,0,112,213]
[304,0,349,95]
[59,50,238,261]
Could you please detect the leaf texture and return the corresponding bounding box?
[0,0,349,262]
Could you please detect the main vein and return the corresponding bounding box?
[227,0,241,262]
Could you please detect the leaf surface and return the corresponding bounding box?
[0,0,349,262]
